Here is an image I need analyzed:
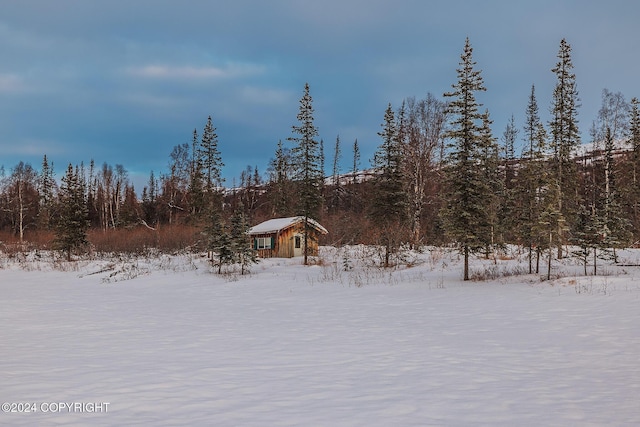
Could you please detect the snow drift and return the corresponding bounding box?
[1,246,639,426]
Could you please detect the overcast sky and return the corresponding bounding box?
[1,0,639,189]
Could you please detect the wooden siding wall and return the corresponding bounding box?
[253,233,276,259]
[252,223,321,258]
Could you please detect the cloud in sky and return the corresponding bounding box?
[0,74,28,94]
[1,0,640,190]
[126,63,267,81]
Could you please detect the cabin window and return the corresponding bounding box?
[294,236,301,249]
[255,237,272,250]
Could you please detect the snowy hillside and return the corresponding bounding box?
[1,247,639,426]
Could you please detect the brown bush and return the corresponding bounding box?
[0,229,56,256]
[88,224,200,254]
[0,225,201,256]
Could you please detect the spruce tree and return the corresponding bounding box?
[352,139,360,185]
[141,170,158,226]
[205,207,232,274]
[319,138,325,184]
[629,98,640,228]
[287,82,323,265]
[570,203,602,276]
[330,135,342,211]
[268,139,293,217]
[215,232,234,274]
[197,116,225,253]
[229,205,258,274]
[549,38,581,257]
[500,115,518,243]
[534,178,566,280]
[630,98,640,183]
[54,164,89,261]
[601,126,631,260]
[349,138,362,213]
[189,129,205,217]
[441,37,493,280]
[198,115,224,194]
[478,110,502,256]
[517,85,549,273]
[39,155,56,229]
[369,103,408,267]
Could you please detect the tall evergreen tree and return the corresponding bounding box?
[141,170,158,226]
[478,110,502,256]
[349,138,362,213]
[229,205,258,274]
[524,85,541,158]
[534,177,566,280]
[369,103,408,267]
[319,138,325,183]
[287,82,323,265]
[204,206,232,274]
[500,115,519,243]
[352,139,360,182]
[198,115,224,194]
[268,139,294,217]
[440,37,493,280]
[189,129,205,217]
[197,116,225,248]
[630,98,640,183]
[628,97,640,228]
[517,85,549,273]
[549,38,581,257]
[332,135,341,186]
[39,154,56,229]
[330,135,342,211]
[54,164,89,261]
[601,126,631,259]
[570,203,602,276]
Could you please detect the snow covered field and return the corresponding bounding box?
[1,246,639,426]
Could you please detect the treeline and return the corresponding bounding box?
[2,38,640,278]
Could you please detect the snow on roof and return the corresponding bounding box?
[248,216,328,235]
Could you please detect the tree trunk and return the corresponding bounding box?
[303,217,309,266]
[463,245,469,281]
[18,182,24,244]
[385,242,390,268]
[547,232,553,280]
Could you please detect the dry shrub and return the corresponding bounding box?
[0,230,55,256]
[89,228,155,253]
[0,225,200,257]
[157,224,201,252]
[88,224,199,254]
[469,264,528,281]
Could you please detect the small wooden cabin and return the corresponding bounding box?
[247,216,328,258]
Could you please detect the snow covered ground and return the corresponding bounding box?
[1,246,639,426]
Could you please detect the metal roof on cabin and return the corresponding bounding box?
[247,216,328,235]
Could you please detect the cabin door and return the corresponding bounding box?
[293,234,304,257]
